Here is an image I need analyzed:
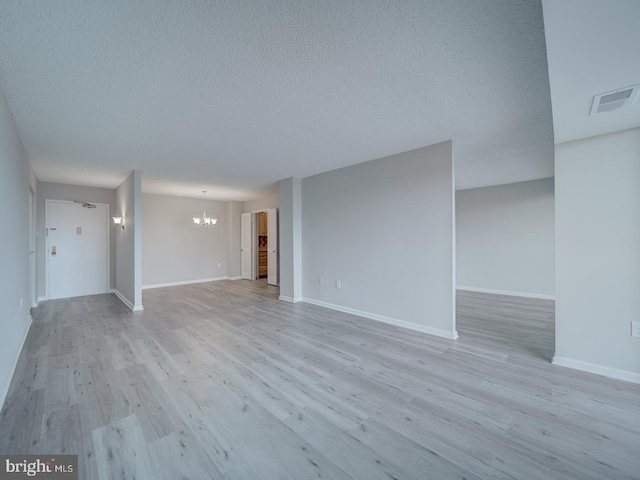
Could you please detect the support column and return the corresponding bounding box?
[278,177,302,302]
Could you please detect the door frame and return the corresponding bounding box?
[251,209,268,281]
[253,210,268,280]
[240,212,254,280]
[266,208,279,286]
[44,199,111,300]
[251,208,279,285]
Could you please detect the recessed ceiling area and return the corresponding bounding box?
[542,0,640,144]
[0,0,554,200]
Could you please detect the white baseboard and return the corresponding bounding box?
[142,276,228,290]
[456,286,555,300]
[37,296,47,303]
[0,316,33,411]
[31,301,39,309]
[552,356,640,385]
[301,297,458,340]
[227,276,242,281]
[111,289,143,311]
[279,295,302,303]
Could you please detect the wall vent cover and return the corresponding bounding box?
[590,84,640,115]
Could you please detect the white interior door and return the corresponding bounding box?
[241,212,253,280]
[267,208,279,286]
[46,200,109,299]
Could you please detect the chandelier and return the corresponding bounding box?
[193,190,217,227]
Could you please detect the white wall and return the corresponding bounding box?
[36,182,116,299]
[226,200,243,279]
[0,84,35,408]
[302,142,456,339]
[456,178,555,298]
[114,170,142,310]
[142,193,228,286]
[279,178,302,302]
[243,191,279,212]
[555,128,640,382]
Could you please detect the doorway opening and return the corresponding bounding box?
[256,211,268,279]
[455,290,555,362]
[240,208,279,286]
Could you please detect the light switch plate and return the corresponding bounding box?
[631,321,640,338]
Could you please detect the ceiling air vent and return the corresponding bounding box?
[590,84,640,115]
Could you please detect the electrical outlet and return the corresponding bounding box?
[631,321,640,338]
[20,298,23,309]
[319,277,324,286]
[217,262,222,268]
[336,280,341,289]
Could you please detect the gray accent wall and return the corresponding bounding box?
[555,128,640,379]
[301,142,456,338]
[0,84,35,407]
[141,193,229,286]
[456,178,555,297]
[36,182,117,298]
[115,170,142,310]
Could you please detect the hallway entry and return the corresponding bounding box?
[240,208,279,286]
[46,200,109,299]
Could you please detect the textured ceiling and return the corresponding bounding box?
[542,0,640,144]
[0,0,554,200]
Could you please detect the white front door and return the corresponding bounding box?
[240,212,253,280]
[267,208,279,286]
[46,200,109,299]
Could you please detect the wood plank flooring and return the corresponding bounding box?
[1,281,639,479]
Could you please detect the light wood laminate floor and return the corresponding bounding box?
[1,281,639,479]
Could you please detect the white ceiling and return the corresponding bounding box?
[0,0,555,200]
[542,0,640,145]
